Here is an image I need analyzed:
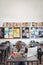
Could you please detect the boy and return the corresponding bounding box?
[13,41,28,65]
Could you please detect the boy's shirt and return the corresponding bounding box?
[13,46,25,53]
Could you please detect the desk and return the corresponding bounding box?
[6,56,38,65]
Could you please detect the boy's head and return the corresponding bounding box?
[16,41,22,50]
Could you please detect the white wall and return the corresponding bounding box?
[0,0,43,44]
[0,0,43,22]
[0,38,43,45]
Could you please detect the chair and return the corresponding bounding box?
[0,51,2,62]
[37,47,43,64]
[5,41,10,55]
[0,50,5,65]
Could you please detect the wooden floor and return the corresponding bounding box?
[0,62,43,65]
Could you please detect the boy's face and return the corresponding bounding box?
[16,43,22,50]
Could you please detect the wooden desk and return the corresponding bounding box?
[6,55,38,65]
[0,45,8,51]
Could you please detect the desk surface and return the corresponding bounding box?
[7,55,38,62]
[0,45,8,50]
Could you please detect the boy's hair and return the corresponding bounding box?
[16,41,22,45]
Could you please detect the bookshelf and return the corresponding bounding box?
[0,22,43,39]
